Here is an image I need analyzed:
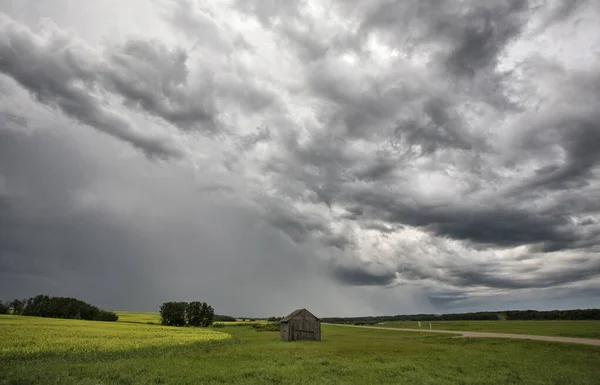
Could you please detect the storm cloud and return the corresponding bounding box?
[0,0,599,316]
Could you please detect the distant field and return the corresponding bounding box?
[377,320,600,339]
[115,311,161,324]
[115,311,266,326]
[1,315,599,384]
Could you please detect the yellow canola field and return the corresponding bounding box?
[0,315,231,358]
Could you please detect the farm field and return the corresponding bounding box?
[1,315,600,384]
[0,315,231,361]
[376,320,600,339]
[114,311,265,326]
[115,311,161,324]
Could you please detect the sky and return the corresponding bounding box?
[0,0,599,318]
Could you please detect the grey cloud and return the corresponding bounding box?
[347,188,583,250]
[447,263,600,290]
[0,14,182,159]
[532,0,590,34]
[426,291,473,307]
[165,0,233,50]
[392,97,475,154]
[0,127,384,316]
[398,252,600,292]
[359,221,397,233]
[233,0,302,27]
[331,264,397,286]
[353,0,528,75]
[1,0,600,314]
[238,0,600,305]
[103,39,217,132]
[442,0,528,77]
[261,199,352,250]
[522,114,600,192]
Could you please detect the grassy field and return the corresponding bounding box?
[376,320,600,339]
[114,311,266,326]
[115,311,161,324]
[0,315,231,362]
[1,314,599,384]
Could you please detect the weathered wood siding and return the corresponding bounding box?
[280,309,321,341]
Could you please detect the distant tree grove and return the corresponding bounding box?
[159,301,214,327]
[0,295,118,321]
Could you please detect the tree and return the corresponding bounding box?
[0,301,9,314]
[186,301,203,327]
[17,294,117,321]
[200,302,214,327]
[9,299,25,315]
[160,302,188,326]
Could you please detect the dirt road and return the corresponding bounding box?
[326,324,600,346]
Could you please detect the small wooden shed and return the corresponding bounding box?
[280,308,321,341]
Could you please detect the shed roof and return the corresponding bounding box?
[280,308,320,323]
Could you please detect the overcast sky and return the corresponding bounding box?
[1,0,599,317]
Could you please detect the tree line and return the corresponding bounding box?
[322,308,600,324]
[0,294,118,321]
[505,309,600,320]
[159,301,214,327]
[322,311,500,324]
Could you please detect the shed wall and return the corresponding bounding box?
[280,309,321,341]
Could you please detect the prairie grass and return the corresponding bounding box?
[1,315,599,384]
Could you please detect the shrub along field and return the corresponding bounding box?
[1,314,599,384]
[376,320,600,339]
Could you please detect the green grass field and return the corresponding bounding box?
[114,311,265,326]
[377,320,600,339]
[115,311,161,324]
[1,314,599,384]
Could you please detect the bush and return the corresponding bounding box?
[96,310,119,322]
[16,294,118,321]
[252,323,280,332]
[160,302,187,327]
[160,301,214,327]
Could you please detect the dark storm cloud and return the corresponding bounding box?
[359,221,397,234]
[331,264,397,286]
[348,190,579,249]
[426,291,473,307]
[352,253,600,296]
[230,0,600,303]
[445,261,600,290]
[253,0,600,248]
[519,104,600,192]
[0,129,159,308]
[103,39,218,132]
[262,199,353,250]
[0,15,182,159]
[350,0,529,74]
[442,0,529,77]
[1,0,599,314]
